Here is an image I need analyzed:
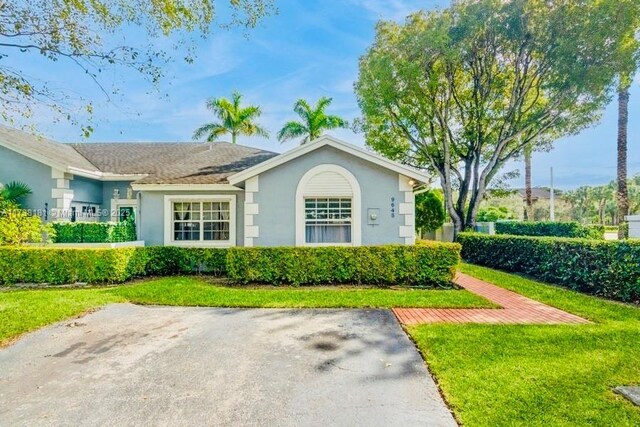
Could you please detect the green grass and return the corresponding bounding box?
[0,288,124,346]
[108,277,493,309]
[0,276,492,346]
[407,263,640,427]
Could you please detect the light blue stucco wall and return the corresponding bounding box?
[0,145,54,214]
[69,176,103,205]
[139,190,245,246]
[102,181,137,204]
[252,145,407,246]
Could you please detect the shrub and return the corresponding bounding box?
[416,190,446,233]
[0,209,54,245]
[0,246,227,285]
[0,243,460,287]
[458,233,640,303]
[142,247,227,276]
[226,243,460,287]
[477,206,515,222]
[51,220,137,243]
[495,221,604,239]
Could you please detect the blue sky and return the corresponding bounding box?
[12,0,639,190]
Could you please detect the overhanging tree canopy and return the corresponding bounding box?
[0,0,273,135]
[356,0,637,232]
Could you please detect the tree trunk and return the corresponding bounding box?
[524,145,533,221]
[617,87,629,239]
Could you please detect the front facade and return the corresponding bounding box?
[0,126,429,247]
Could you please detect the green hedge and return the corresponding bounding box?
[226,243,460,287]
[0,243,460,287]
[495,221,604,239]
[51,220,137,243]
[458,232,640,303]
[0,246,227,285]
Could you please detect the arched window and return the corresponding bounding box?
[295,164,361,246]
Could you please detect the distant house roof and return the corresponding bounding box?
[517,188,552,199]
[0,126,277,184]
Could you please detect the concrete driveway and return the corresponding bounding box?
[0,304,456,427]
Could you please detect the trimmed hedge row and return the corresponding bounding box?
[0,247,227,286]
[52,220,137,243]
[495,221,604,239]
[458,232,640,303]
[0,242,460,287]
[226,242,460,287]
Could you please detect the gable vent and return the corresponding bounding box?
[303,171,353,197]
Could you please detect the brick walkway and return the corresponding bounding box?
[393,273,590,325]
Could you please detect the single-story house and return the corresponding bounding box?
[0,126,428,247]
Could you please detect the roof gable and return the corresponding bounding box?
[0,125,99,173]
[227,135,430,185]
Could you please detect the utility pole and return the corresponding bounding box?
[550,167,555,221]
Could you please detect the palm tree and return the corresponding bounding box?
[524,144,533,221]
[0,181,32,205]
[192,91,269,144]
[277,97,348,144]
[616,85,630,239]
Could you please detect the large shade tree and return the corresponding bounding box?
[0,0,273,136]
[192,91,268,143]
[277,97,348,144]
[356,0,637,233]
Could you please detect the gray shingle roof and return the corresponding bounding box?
[68,142,278,184]
[0,125,278,184]
[0,125,99,172]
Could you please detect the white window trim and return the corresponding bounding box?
[295,164,361,247]
[163,194,236,247]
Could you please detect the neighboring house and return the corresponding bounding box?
[0,126,428,247]
[483,187,570,221]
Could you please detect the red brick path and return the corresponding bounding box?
[393,273,590,325]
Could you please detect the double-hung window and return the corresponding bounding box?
[304,197,352,244]
[165,196,235,246]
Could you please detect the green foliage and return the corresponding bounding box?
[51,220,137,243]
[0,244,460,287]
[355,0,637,231]
[495,221,604,239]
[0,247,228,286]
[477,206,514,223]
[559,174,640,226]
[141,247,227,276]
[192,91,269,143]
[226,243,460,287]
[415,190,446,233]
[0,209,53,246]
[458,233,640,303]
[0,181,32,206]
[277,97,349,144]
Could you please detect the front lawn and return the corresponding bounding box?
[0,288,124,347]
[408,263,640,426]
[0,276,492,346]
